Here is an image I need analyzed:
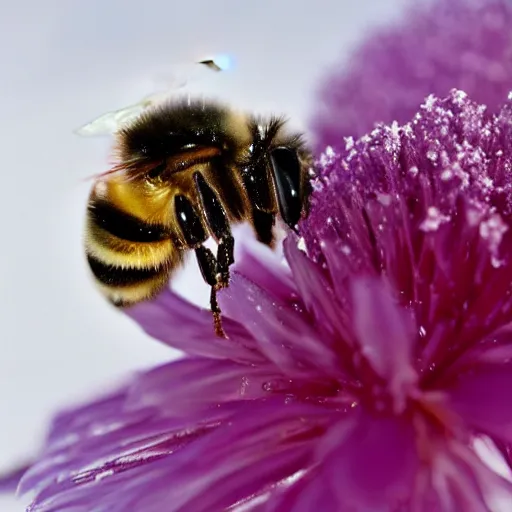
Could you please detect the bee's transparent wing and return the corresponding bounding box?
[75,93,167,137]
[75,56,234,138]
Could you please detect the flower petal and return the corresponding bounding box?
[265,410,512,512]
[410,440,512,512]
[264,408,417,511]
[445,362,512,443]
[28,401,331,512]
[261,470,340,512]
[219,271,339,379]
[235,239,298,304]
[351,278,417,411]
[318,409,418,510]
[0,463,29,492]
[283,236,352,348]
[126,357,278,415]
[126,289,263,364]
[21,364,235,496]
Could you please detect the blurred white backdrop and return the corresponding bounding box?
[0,0,408,509]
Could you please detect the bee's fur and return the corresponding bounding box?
[85,98,312,336]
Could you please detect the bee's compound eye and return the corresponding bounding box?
[269,147,303,229]
[174,194,208,246]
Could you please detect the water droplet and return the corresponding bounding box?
[377,193,392,206]
[262,379,290,393]
[94,469,114,482]
[297,237,307,253]
[240,376,249,396]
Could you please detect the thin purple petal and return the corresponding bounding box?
[29,401,331,512]
[125,357,280,414]
[315,410,417,510]
[351,278,417,406]
[219,271,339,379]
[126,289,263,364]
[0,463,30,492]
[445,362,512,444]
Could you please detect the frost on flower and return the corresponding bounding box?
[12,91,512,511]
[313,0,512,151]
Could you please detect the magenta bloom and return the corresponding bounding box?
[15,90,512,511]
[312,0,512,151]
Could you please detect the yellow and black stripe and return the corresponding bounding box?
[85,188,182,306]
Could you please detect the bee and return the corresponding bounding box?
[84,99,313,337]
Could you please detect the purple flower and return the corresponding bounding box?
[0,465,29,493]
[312,0,512,151]
[14,90,512,511]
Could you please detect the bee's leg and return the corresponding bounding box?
[174,193,226,338]
[239,119,281,247]
[216,234,234,288]
[251,209,276,248]
[194,246,226,338]
[268,147,304,232]
[194,172,235,288]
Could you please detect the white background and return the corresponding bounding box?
[0,1,408,510]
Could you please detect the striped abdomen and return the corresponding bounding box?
[84,178,183,306]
